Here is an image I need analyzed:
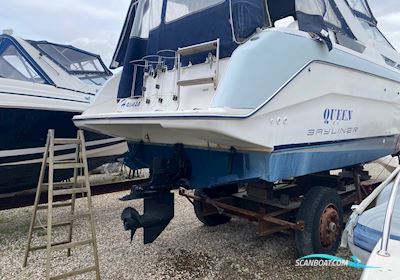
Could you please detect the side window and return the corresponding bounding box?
[32,42,112,86]
[137,0,163,38]
[165,0,224,23]
[0,42,45,83]
[359,20,393,49]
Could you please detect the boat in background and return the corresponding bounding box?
[0,32,128,197]
[74,0,400,253]
[342,166,400,279]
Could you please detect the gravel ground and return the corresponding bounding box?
[1,191,361,280]
[1,159,395,280]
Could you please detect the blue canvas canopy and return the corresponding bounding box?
[114,0,354,99]
[115,0,269,99]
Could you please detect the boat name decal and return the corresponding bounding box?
[119,99,141,109]
[323,108,353,124]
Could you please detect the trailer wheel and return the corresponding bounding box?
[295,186,343,257]
[194,189,232,226]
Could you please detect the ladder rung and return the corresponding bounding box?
[29,240,69,251]
[53,162,84,170]
[49,266,97,280]
[33,221,72,231]
[178,40,218,56]
[49,160,79,164]
[177,77,214,87]
[33,213,90,231]
[37,201,72,210]
[43,182,79,189]
[53,188,88,196]
[51,239,93,251]
[53,138,81,145]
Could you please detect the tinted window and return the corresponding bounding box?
[31,42,112,85]
[34,43,106,73]
[0,42,45,83]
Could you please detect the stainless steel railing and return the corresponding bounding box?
[378,171,400,257]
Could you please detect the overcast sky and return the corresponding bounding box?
[0,0,399,67]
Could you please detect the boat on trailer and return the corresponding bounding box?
[74,0,400,255]
[0,33,128,198]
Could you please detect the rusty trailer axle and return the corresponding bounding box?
[179,189,304,236]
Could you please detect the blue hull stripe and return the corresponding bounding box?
[274,134,398,151]
[354,223,400,253]
[0,140,126,165]
[126,134,397,188]
[0,91,89,105]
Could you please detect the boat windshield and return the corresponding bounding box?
[346,0,393,49]
[346,0,375,23]
[30,41,112,86]
[0,38,45,84]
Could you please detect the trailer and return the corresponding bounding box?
[121,158,379,256]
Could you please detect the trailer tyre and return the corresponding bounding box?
[194,189,232,226]
[295,186,343,257]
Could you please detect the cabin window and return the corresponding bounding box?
[0,43,45,83]
[382,56,396,68]
[165,0,225,23]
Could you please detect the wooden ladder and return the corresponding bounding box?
[23,129,100,280]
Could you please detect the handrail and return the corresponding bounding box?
[378,171,400,257]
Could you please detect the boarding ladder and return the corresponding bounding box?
[176,39,220,94]
[23,129,100,280]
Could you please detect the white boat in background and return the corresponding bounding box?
[342,166,400,279]
[360,239,400,280]
[73,0,400,250]
[0,33,128,196]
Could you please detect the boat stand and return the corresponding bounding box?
[23,129,100,280]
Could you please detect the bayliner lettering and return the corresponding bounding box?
[323,109,353,124]
[307,127,358,136]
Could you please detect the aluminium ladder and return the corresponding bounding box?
[23,129,100,280]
